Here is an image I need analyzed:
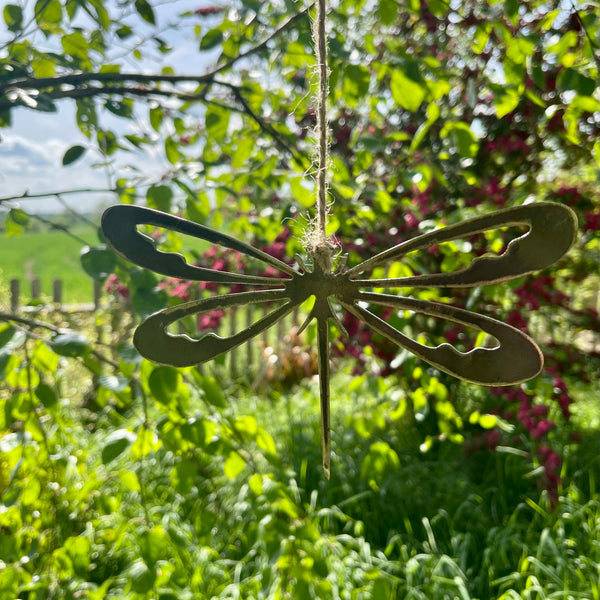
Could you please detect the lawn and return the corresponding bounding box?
[0,226,100,305]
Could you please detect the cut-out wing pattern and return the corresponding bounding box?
[102,203,577,478]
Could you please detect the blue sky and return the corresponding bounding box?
[0,0,219,215]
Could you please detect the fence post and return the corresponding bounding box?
[52,279,62,304]
[93,279,101,310]
[10,279,19,312]
[31,277,41,300]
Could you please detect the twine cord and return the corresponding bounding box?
[315,0,328,245]
[309,0,333,270]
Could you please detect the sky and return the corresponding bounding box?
[0,0,219,216]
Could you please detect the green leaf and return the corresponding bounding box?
[9,208,29,226]
[504,0,519,20]
[76,99,97,138]
[116,25,133,39]
[61,32,89,60]
[234,415,257,439]
[134,0,155,25]
[51,332,90,357]
[149,366,181,405]
[31,57,56,77]
[373,578,393,600]
[128,559,155,594]
[146,184,173,212]
[80,245,117,280]
[557,68,596,96]
[35,382,58,409]
[200,28,223,51]
[64,536,91,577]
[32,94,57,113]
[62,144,87,166]
[343,64,370,104]
[165,137,183,164]
[120,470,141,491]
[140,526,168,567]
[377,0,398,25]
[390,68,426,112]
[479,414,498,429]
[440,121,478,158]
[105,99,133,118]
[97,129,118,155]
[569,95,600,114]
[360,441,400,490]
[132,287,167,319]
[98,375,129,393]
[181,417,216,448]
[149,105,163,131]
[102,429,136,463]
[232,136,254,169]
[472,25,489,54]
[410,102,440,151]
[0,325,17,350]
[205,105,230,142]
[224,451,246,478]
[34,0,62,26]
[493,87,520,118]
[3,4,23,32]
[290,177,315,208]
[201,376,227,408]
[256,428,277,455]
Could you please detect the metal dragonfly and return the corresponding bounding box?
[102,202,577,477]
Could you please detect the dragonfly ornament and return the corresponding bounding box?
[102,202,576,477]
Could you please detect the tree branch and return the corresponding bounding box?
[0,187,118,206]
[208,3,314,77]
[231,88,309,169]
[0,4,314,95]
[0,312,122,370]
[0,71,222,94]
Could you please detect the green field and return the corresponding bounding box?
[0,226,99,305]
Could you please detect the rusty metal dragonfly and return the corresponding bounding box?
[102,202,577,477]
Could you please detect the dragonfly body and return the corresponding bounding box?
[102,202,577,478]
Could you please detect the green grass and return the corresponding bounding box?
[0,226,99,304]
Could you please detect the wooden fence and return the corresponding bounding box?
[9,277,102,314]
[7,277,312,383]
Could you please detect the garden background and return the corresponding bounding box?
[0,0,599,598]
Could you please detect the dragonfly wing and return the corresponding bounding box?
[348,203,577,288]
[102,204,297,285]
[134,289,295,367]
[341,292,542,385]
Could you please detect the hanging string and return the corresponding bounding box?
[308,0,334,270]
[315,0,328,244]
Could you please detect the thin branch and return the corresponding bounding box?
[0,187,117,206]
[569,1,600,70]
[232,88,309,169]
[0,312,122,370]
[0,84,226,112]
[0,5,314,95]
[0,312,64,333]
[28,212,92,246]
[57,195,99,228]
[0,71,222,94]
[208,3,314,78]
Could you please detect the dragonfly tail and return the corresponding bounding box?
[317,316,331,479]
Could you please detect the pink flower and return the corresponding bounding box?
[404,211,419,229]
[532,405,549,417]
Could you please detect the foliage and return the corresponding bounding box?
[0,0,599,598]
